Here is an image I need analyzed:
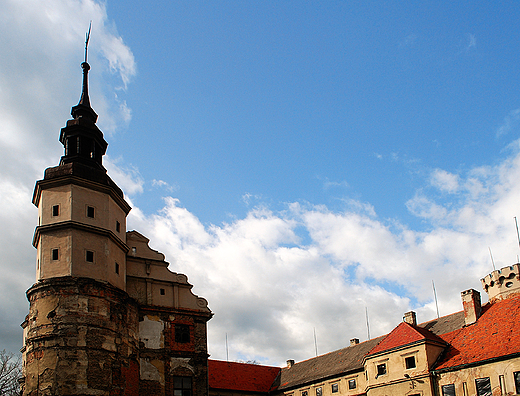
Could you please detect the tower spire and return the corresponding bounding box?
[71,22,98,122]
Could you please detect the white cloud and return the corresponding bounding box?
[3,0,520,371]
[430,169,460,193]
[0,0,135,354]
[496,108,520,138]
[125,142,520,365]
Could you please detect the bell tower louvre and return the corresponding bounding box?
[21,34,212,396]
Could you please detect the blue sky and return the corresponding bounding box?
[1,0,520,365]
[105,1,520,229]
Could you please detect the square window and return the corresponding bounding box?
[316,387,322,396]
[302,391,308,396]
[52,205,59,217]
[348,379,356,390]
[160,288,165,295]
[86,250,94,262]
[441,385,456,396]
[405,356,416,369]
[115,262,119,274]
[116,221,121,233]
[475,378,491,396]
[87,206,95,218]
[52,249,59,261]
[175,324,190,343]
[376,363,387,377]
[331,383,338,393]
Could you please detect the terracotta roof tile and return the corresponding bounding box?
[435,294,520,370]
[208,359,281,393]
[367,322,446,356]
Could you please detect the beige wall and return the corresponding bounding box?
[281,372,365,396]
[436,357,520,396]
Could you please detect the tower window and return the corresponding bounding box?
[160,288,165,295]
[175,324,190,343]
[52,249,59,261]
[405,356,416,369]
[116,221,121,233]
[86,250,94,262]
[173,376,192,396]
[348,379,356,390]
[316,387,322,396]
[331,383,338,393]
[115,262,119,274]
[52,205,59,217]
[87,206,95,218]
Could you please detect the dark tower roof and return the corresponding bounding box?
[71,61,98,123]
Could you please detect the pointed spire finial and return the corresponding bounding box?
[72,21,98,122]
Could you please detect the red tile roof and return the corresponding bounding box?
[435,294,520,370]
[367,321,446,356]
[208,359,281,393]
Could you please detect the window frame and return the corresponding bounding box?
[405,356,416,369]
[331,383,339,393]
[52,205,59,217]
[348,379,356,390]
[86,250,94,263]
[173,376,192,396]
[86,205,95,218]
[475,377,492,396]
[376,363,387,377]
[175,324,191,343]
[51,248,59,261]
[441,383,456,396]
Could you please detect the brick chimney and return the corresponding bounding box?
[461,289,481,325]
[403,311,417,326]
[350,338,359,346]
[286,360,295,368]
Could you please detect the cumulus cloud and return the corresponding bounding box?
[124,143,520,365]
[0,0,135,354]
[3,0,520,371]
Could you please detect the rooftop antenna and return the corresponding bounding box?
[313,327,318,357]
[432,280,440,319]
[365,307,371,340]
[489,247,496,271]
[225,333,229,362]
[515,217,520,251]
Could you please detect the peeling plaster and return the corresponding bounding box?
[139,315,164,349]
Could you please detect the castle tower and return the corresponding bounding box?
[481,263,520,302]
[21,55,138,395]
[21,47,212,396]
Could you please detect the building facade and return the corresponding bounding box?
[21,59,212,396]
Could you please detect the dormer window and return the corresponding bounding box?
[86,206,95,218]
[52,205,59,217]
[405,356,416,369]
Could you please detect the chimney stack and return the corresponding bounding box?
[350,338,359,346]
[403,311,417,326]
[286,360,295,368]
[461,289,481,325]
